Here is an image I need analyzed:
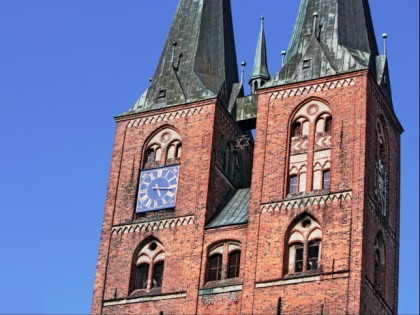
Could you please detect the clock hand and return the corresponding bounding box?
[153,186,176,190]
[154,183,161,197]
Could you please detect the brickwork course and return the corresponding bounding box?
[92,0,403,314]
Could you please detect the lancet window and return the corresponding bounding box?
[375,119,388,216]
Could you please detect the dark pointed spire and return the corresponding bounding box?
[267,0,392,105]
[128,0,240,114]
[249,15,270,94]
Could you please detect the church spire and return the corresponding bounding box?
[128,0,240,114]
[268,0,392,105]
[249,16,270,94]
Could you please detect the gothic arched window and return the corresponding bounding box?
[375,119,388,216]
[285,215,322,275]
[288,101,332,195]
[130,239,165,293]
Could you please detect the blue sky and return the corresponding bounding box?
[0,1,418,314]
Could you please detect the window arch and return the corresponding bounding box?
[374,232,385,296]
[285,215,322,275]
[206,242,242,283]
[130,239,165,293]
[143,127,182,169]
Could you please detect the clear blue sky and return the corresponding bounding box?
[0,1,418,314]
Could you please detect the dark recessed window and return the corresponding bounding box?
[308,241,320,270]
[152,261,164,288]
[294,244,304,272]
[323,170,330,190]
[289,175,298,194]
[228,251,241,279]
[158,89,166,99]
[302,59,311,69]
[325,117,332,134]
[134,263,149,290]
[292,122,302,137]
[207,254,223,281]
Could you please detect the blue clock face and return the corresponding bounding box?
[136,165,180,213]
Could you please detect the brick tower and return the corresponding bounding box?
[92,1,402,314]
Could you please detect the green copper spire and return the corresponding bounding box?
[249,16,271,94]
[267,0,392,105]
[127,0,240,114]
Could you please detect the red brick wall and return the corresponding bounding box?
[92,71,401,314]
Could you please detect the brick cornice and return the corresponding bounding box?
[260,191,353,214]
[111,215,195,235]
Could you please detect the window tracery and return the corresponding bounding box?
[285,215,322,275]
[130,239,165,293]
[143,128,182,169]
[288,100,332,195]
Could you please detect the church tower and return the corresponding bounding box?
[92,0,402,314]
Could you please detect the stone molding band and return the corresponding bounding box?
[111,216,195,236]
[270,78,356,100]
[261,191,352,213]
[103,292,187,306]
[127,107,205,128]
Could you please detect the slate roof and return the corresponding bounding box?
[249,17,270,83]
[125,0,241,115]
[206,188,250,229]
[266,0,392,105]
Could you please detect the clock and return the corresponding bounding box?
[136,165,180,213]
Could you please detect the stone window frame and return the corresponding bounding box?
[130,238,166,294]
[284,214,322,276]
[374,117,389,217]
[205,241,242,284]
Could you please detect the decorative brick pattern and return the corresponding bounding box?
[127,106,205,128]
[111,216,195,236]
[270,78,356,100]
[261,191,352,213]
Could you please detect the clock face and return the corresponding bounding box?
[136,165,180,213]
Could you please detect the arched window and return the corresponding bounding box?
[143,128,182,169]
[325,116,332,134]
[289,174,298,194]
[375,119,387,216]
[130,239,165,293]
[374,233,385,296]
[285,215,322,275]
[206,242,242,283]
[322,170,330,190]
[291,121,302,138]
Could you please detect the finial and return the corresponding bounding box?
[241,61,246,83]
[260,15,265,30]
[281,50,287,66]
[149,77,153,83]
[382,33,388,56]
